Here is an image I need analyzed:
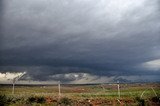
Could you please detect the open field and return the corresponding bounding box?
[0,83,160,106]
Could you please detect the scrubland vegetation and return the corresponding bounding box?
[0,83,160,106]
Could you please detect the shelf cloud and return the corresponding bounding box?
[0,0,160,83]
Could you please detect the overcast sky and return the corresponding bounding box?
[0,0,160,83]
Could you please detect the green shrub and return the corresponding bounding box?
[27,96,36,103]
[135,97,145,106]
[37,96,46,103]
[0,95,10,106]
[59,97,72,105]
[27,96,46,104]
[151,96,160,103]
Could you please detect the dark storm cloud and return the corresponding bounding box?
[0,0,160,81]
[0,0,3,19]
[0,0,4,34]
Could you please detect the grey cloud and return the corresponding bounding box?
[0,0,160,82]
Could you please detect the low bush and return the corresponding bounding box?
[27,96,46,104]
[135,97,145,106]
[37,96,46,103]
[151,96,160,103]
[58,97,72,105]
[0,95,12,106]
[27,96,36,103]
